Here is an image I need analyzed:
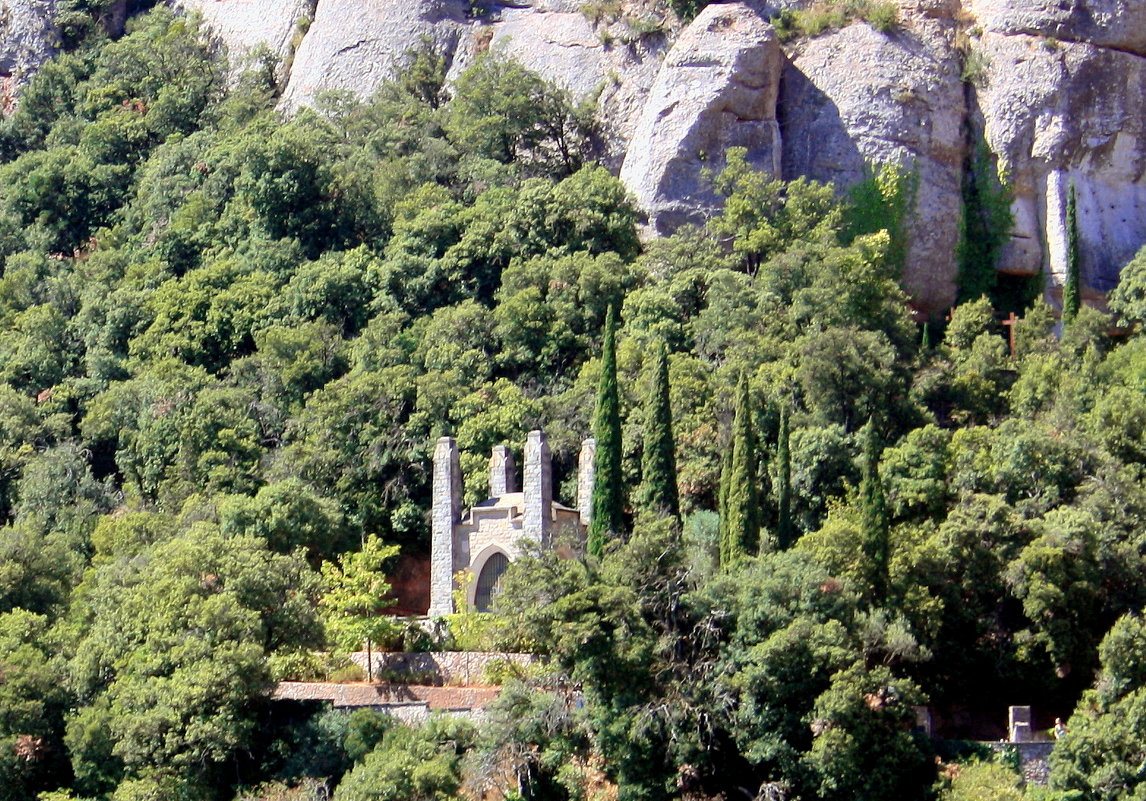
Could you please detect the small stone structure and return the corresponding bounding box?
[1009,705,1033,742]
[429,430,595,616]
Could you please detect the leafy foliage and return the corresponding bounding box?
[2,7,1146,800]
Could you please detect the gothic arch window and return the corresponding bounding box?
[473,550,510,612]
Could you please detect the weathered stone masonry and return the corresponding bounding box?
[428,429,594,616]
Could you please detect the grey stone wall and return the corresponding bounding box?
[429,437,462,616]
[351,650,537,685]
[987,742,1055,785]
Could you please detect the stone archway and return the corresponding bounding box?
[469,547,511,613]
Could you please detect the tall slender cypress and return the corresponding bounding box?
[775,406,794,550]
[588,304,624,557]
[719,375,760,565]
[859,417,890,604]
[717,433,733,553]
[1063,184,1082,323]
[638,343,680,522]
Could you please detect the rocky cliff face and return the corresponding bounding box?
[975,31,1146,301]
[6,0,1146,313]
[619,4,783,235]
[0,0,58,113]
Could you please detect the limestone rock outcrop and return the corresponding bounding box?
[280,0,471,111]
[484,6,665,166]
[276,0,664,165]
[619,3,783,235]
[969,0,1146,57]
[0,0,58,111]
[975,31,1146,299]
[173,0,314,75]
[779,19,965,310]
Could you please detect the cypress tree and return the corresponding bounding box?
[859,417,890,604]
[717,433,733,552]
[776,406,794,550]
[1063,184,1082,323]
[638,343,680,522]
[588,304,624,557]
[921,320,932,351]
[719,375,760,565]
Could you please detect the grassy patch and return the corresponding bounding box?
[772,0,899,42]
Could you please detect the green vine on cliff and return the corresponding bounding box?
[955,137,1014,307]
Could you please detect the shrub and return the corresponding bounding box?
[329,663,367,683]
[864,1,899,32]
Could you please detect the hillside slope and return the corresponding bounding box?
[4,0,1145,313]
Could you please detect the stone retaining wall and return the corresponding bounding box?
[349,651,536,685]
[273,681,501,722]
[986,742,1055,785]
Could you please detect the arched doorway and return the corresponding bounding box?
[473,550,510,612]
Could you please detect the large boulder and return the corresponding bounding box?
[619,3,784,234]
[486,8,666,167]
[172,0,315,73]
[975,31,1146,299]
[0,0,58,110]
[487,8,607,98]
[279,0,470,111]
[778,19,965,314]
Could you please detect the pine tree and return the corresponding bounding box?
[859,418,890,604]
[638,343,680,522]
[719,375,760,565]
[588,304,624,557]
[776,406,794,550]
[1063,184,1082,323]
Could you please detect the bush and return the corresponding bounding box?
[670,0,709,22]
[865,1,899,32]
[329,663,367,683]
[938,760,1025,801]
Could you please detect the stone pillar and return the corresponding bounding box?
[913,706,933,738]
[523,430,552,545]
[578,437,596,527]
[1009,706,1032,743]
[489,445,516,497]
[429,437,462,616]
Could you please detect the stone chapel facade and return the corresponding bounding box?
[428,430,596,616]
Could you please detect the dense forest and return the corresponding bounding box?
[3,7,1146,801]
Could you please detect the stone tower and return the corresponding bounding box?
[489,445,516,497]
[578,437,596,527]
[429,436,462,617]
[523,430,552,544]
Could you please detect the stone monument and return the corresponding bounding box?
[428,430,593,616]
